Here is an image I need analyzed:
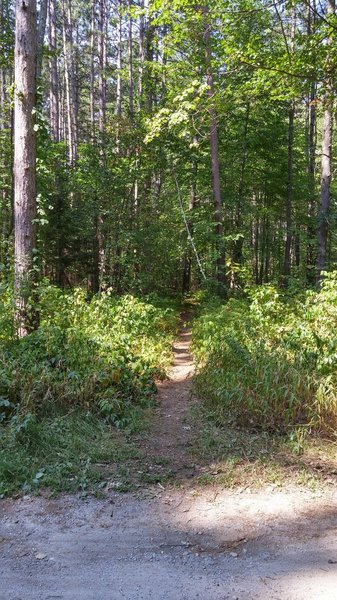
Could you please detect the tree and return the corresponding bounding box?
[316,0,335,284]
[14,0,38,336]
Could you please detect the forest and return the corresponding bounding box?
[1,0,337,496]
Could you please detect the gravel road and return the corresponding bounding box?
[1,486,337,600]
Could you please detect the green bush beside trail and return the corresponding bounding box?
[0,286,178,495]
[193,273,337,434]
[0,286,177,425]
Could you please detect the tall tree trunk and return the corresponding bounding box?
[128,0,133,119]
[182,166,197,294]
[37,0,47,80]
[96,0,107,291]
[90,0,96,141]
[316,0,335,283]
[62,0,77,163]
[116,0,122,151]
[306,1,317,284]
[282,102,295,284]
[232,102,250,284]
[203,5,226,293]
[98,0,106,143]
[48,0,59,141]
[138,0,145,105]
[14,0,38,336]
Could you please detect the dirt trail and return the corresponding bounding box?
[1,322,337,599]
[141,316,200,480]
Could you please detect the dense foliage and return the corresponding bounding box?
[0,286,177,425]
[0,286,177,494]
[2,0,337,298]
[193,273,337,434]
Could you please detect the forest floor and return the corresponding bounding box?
[1,318,337,599]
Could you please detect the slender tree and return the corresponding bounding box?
[317,0,335,283]
[14,0,38,336]
[203,4,226,292]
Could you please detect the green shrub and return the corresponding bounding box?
[193,273,337,434]
[0,285,177,425]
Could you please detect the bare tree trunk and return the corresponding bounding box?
[14,0,38,336]
[282,102,295,284]
[203,5,226,293]
[37,0,48,80]
[138,0,145,105]
[0,67,5,130]
[232,102,250,284]
[116,0,122,151]
[97,0,107,291]
[316,0,335,284]
[90,0,96,140]
[306,1,317,284]
[128,0,133,119]
[98,0,106,142]
[48,0,59,141]
[182,161,197,294]
[62,0,77,163]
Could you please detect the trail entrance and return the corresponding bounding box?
[1,322,337,599]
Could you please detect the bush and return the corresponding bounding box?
[193,273,337,434]
[0,285,177,426]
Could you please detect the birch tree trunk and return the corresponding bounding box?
[14,0,38,336]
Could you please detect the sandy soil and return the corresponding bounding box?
[1,323,337,599]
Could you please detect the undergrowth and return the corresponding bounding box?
[0,284,178,496]
[0,411,139,496]
[192,272,337,436]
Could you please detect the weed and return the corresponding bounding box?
[0,410,138,496]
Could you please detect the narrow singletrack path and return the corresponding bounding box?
[140,315,201,482]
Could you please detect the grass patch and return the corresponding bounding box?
[0,410,139,497]
[190,406,337,490]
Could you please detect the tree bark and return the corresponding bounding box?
[98,0,106,143]
[48,0,59,141]
[90,0,96,141]
[37,0,47,80]
[316,0,335,284]
[203,5,226,293]
[62,0,77,163]
[14,0,38,336]
[306,1,317,284]
[232,102,250,285]
[282,102,295,284]
[116,0,122,151]
[128,0,133,119]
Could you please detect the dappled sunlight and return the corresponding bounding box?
[147,487,337,598]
